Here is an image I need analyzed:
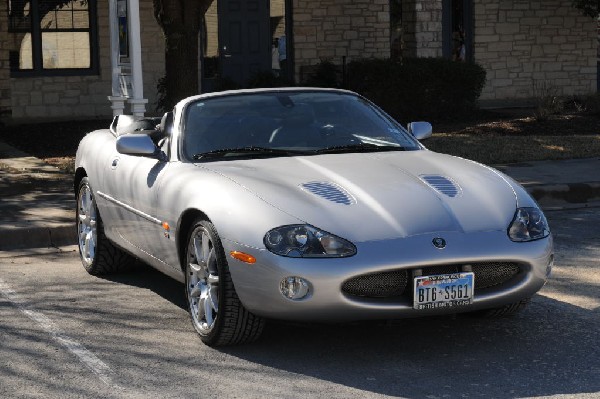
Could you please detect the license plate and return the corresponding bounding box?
[413,272,474,310]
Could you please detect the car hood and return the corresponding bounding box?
[200,151,517,242]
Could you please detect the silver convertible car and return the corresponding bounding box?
[75,88,553,346]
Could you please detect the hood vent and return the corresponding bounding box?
[421,175,461,198]
[301,182,356,205]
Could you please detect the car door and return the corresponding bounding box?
[104,148,176,268]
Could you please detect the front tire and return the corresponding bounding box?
[185,219,264,346]
[76,177,134,275]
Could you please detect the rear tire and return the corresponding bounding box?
[184,218,264,346]
[76,177,134,275]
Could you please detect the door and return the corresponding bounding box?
[104,151,175,269]
[218,0,271,86]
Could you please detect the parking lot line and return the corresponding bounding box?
[0,278,119,388]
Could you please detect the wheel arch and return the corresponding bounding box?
[177,208,212,271]
[74,167,87,196]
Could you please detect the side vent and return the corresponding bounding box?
[301,182,356,205]
[421,175,461,198]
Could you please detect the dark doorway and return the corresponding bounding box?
[218,0,270,86]
[442,0,473,62]
[200,0,291,91]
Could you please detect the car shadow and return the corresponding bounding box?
[221,295,600,398]
[100,264,187,311]
[102,263,600,398]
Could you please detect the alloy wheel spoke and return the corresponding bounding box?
[189,262,202,273]
[208,286,219,313]
[190,282,202,298]
[201,232,210,264]
[78,213,88,225]
[207,273,219,285]
[204,293,214,327]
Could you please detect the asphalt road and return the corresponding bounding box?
[1,208,599,399]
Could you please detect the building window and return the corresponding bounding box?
[8,0,98,76]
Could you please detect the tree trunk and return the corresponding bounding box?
[164,30,200,109]
[153,0,214,110]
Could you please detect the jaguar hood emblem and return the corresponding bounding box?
[432,237,447,249]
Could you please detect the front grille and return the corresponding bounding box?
[342,262,521,299]
[470,262,521,290]
[342,270,408,298]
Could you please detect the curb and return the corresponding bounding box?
[0,224,76,251]
[526,182,600,210]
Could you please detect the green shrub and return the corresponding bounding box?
[345,58,486,123]
[302,60,341,88]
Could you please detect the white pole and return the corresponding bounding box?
[127,0,148,117]
[107,0,126,116]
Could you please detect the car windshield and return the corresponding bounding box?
[183,91,422,161]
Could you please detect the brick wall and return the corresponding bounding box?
[402,0,443,58]
[293,0,390,77]
[474,0,598,104]
[0,6,11,121]
[9,0,165,121]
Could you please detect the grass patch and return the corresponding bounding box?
[426,134,600,164]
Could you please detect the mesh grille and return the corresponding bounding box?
[342,270,408,298]
[471,262,521,290]
[342,263,521,299]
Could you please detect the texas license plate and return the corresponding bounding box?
[413,272,474,310]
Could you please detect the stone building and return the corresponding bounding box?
[0,0,597,122]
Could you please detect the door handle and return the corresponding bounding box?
[111,158,119,169]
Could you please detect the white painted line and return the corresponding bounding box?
[0,278,118,387]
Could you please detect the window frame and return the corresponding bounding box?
[9,0,99,77]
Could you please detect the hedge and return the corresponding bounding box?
[346,58,486,123]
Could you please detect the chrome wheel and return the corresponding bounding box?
[77,181,97,267]
[187,226,220,334]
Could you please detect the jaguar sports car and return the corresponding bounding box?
[75,88,553,346]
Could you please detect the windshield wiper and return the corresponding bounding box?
[193,146,306,160]
[313,143,406,154]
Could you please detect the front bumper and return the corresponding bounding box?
[224,230,553,321]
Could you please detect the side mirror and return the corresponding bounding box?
[407,121,433,140]
[116,134,159,158]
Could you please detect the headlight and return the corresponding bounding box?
[264,225,356,257]
[508,207,550,242]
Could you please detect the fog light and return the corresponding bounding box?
[280,276,310,300]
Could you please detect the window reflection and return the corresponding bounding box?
[8,0,95,73]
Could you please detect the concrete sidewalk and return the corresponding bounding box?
[1,140,599,251]
[0,142,74,251]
